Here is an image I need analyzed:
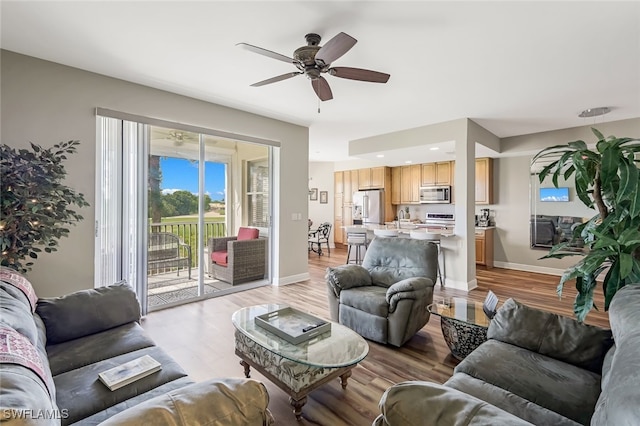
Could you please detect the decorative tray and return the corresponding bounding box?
[254,306,331,345]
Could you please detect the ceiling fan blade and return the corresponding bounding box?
[315,32,357,66]
[330,67,390,83]
[236,42,294,64]
[311,77,333,101]
[250,72,302,87]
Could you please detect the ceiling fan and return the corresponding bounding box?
[237,32,390,101]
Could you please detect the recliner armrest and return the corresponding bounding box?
[386,277,433,312]
[325,265,372,298]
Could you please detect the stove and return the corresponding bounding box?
[420,213,455,230]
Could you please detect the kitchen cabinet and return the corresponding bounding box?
[358,166,388,190]
[421,161,452,186]
[400,164,421,204]
[391,167,401,205]
[334,171,344,195]
[475,228,494,269]
[475,158,494,205]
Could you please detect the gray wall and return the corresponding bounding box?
[1,50,310,296]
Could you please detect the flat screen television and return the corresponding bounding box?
[540,187,569,202]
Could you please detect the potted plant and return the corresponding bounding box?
[532,128,640,321]
[0,140,89,273]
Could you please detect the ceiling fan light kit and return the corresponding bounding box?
[238,32,390,102]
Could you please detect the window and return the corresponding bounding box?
[247,159,269,228]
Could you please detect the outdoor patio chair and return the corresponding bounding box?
[208,227,266,285]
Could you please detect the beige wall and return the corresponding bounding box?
[489,118,640,274]
[308,162,335,246]
[1,50,310,296]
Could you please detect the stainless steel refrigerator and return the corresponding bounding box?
[353,190,385,225]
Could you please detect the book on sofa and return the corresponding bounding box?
[99,355,162,391]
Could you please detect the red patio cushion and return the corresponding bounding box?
[211,250,228,266]
[237,227,259,241]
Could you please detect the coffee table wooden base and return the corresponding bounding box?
[237,352,355,420]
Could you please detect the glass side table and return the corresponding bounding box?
[428,297,491,360]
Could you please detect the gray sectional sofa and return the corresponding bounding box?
[374,284,640,425]
[0,270,272,425]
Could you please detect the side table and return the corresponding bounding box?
[428,297,490,360]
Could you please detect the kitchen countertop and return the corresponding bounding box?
[344,224,496,236]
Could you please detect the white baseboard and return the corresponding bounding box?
[493,261,564,277]
[443,278,478,292]
[273,273,310,286]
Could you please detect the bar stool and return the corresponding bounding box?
[346,231,368,265]
[410,230,445,286]
[373,229,399,238]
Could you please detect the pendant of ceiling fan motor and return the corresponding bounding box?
[293,33,326,73]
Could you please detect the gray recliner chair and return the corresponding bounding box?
[325,237,439,347]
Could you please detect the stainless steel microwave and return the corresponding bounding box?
[419,186,452,204]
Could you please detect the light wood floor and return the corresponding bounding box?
[141,245,609,426]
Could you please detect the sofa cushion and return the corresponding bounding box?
[445,372,580,426]
[488,298,613,373]
[375,380,533,426]
[362,238,438,288]
[340,286,388,317]
[98,378,272,426]
[53,346,188,426]
[237,227,259,241]
[46,322,155,376]
[454,339,601,425]
[211,250,228,266]
[36,283,141,345]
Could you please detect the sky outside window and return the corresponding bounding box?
[160,157,225,201]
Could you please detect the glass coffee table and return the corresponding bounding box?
[232,304,369,420]
[428,297,490,360]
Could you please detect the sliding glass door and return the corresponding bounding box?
[96,114,272,314]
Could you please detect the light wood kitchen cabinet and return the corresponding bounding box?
[343,171,353,204]
[421,161,452,186]
[334,219,344,244]
[358,166,388,190]
[475,158,494,205]
[334,171,344,195]
[391,167,401,205]
[421,163,435,186]
[475,228,494,269]
[347,170,359,202]
[400,164,421,204]
[436,161,452,185]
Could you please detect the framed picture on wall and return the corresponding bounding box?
[319,191,328,204]
[309,188,318,201]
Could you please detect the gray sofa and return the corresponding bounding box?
[374,284,640,425]
[0,270,272,425]
[326,237,439,347]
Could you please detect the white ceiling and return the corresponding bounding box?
[2,1,639,165]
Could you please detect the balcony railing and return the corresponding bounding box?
[149,221,226,272]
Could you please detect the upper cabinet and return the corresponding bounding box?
[359,166,388,190]
[391,167,401,205]
[334,171,344,195]
[475,158,494,205]
[400,164,421,204]
[421,161,452,186]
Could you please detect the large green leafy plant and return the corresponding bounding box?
[1,141,89,273]
[532,128,640,321]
